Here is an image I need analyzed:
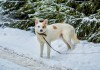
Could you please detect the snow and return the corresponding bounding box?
[0,58,30,70]
[82,17,98,22]
[0,27,100,70]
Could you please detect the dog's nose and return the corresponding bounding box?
[40,29,43,32]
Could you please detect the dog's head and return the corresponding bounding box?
[35,19,48,33]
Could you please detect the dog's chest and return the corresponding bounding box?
[37,34,46,43]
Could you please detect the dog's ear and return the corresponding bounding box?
[43,19,48,25]
[35,19,39,25]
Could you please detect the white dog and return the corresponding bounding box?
[35,19,79,58]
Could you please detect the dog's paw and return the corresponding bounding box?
[71,47,75,50]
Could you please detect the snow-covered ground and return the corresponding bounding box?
[0,58,30,70]
[0,27,100,70]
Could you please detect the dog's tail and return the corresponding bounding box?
[72,32,80,44]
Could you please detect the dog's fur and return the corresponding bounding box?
[35,19,80,58]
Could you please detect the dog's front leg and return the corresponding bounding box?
[40,42,44,57]
[46,41,51,58]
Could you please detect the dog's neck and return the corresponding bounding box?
[37,31,47,36]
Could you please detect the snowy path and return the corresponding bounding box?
[0,46,61,70]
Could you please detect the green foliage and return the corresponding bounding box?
[77,1,100,16]
[13,4,35,19]
[76,19,100,42]
[97,9,100,15]
[2,1,26,11]
[56,0,68,3]
[9,19,35,30]
[66,0,79,9]
[1,0,100,43]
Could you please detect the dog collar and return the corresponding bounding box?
[37,32,47,36]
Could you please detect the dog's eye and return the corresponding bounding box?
[38,26,40,28]
[42,26,45,28]
[42,26,46,28]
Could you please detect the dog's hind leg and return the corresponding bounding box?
[61,31,74,50]
[61,35,71,49]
